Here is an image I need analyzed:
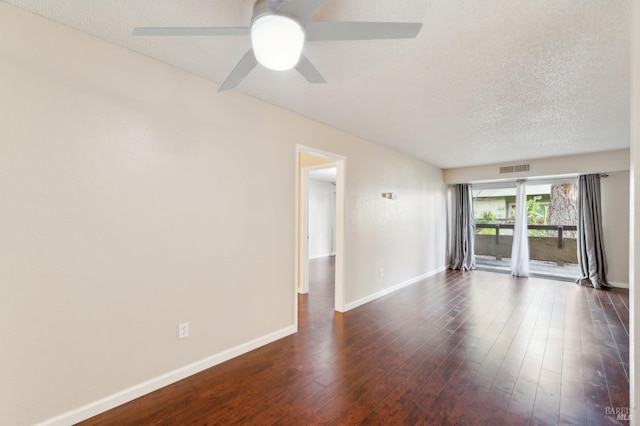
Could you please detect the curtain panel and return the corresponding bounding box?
[510,181,530,277]
[449,184,476,271]
[576,174,611,289]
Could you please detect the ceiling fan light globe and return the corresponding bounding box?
[251,15,304,71]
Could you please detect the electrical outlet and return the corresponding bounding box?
[379,268,384,278]
[178,322,189,339]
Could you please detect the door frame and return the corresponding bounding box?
[294,145,346,327]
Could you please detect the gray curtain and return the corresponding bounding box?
[450,184,476,271]
[576,174,611,289]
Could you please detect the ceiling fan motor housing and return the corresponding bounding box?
[253,0,296,23]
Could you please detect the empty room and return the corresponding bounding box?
[1,1,638,425]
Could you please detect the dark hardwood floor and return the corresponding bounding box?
[80,258,630,425]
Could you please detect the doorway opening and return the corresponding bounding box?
[295,146,345,328]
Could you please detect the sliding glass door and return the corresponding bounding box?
[473,184,516,272]
[472,179,579,280]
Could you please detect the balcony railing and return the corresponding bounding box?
[475,223,578,265]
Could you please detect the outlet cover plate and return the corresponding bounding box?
[178,322,189,339]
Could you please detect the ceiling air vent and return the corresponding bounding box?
[499,164,530,174]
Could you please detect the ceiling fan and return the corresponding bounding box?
[132,0,422,92]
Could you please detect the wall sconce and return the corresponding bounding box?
[381,192,397,200]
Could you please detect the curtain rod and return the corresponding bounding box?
[454,173,611,188]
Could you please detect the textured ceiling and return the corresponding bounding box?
[2,0,631,169]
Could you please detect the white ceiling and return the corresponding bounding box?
[3,0,630,169]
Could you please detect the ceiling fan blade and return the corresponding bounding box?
[132,27,249,36]
[295,55,326,84]
[218,49,258,92]
[278,0,326,23]
[305,22,422,41]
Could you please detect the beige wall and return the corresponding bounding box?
[601,171,631,286]
[631,0,638,418]
[0,5,447,425]
[340,147,446,303]
[443,149,630,184]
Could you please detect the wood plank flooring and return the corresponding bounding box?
[79,258,630,425]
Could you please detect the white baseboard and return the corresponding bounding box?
[343,266,447,312]
[609,281,629,289]
[37,325,297,426]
